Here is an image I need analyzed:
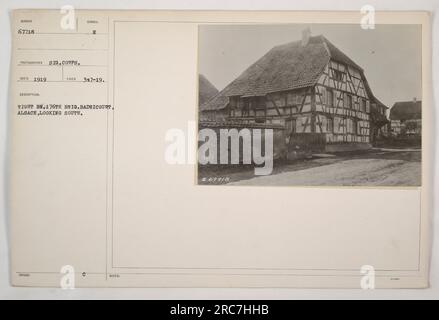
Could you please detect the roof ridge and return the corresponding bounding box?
[394,100,422,103]
[319,35,331,56]
[320,36,364,71]
[272,34,326,48]
[201,34,381,111]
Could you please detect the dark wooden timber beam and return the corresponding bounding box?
[311,86,316,133]
[266,95,282,116]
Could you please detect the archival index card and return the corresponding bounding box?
[9,9,432,288]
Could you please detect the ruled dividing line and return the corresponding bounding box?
[17,48,108,51]
[17,64,108,67]
[16,80,106,83]
[34,32,108,35]
[16,271,105,275]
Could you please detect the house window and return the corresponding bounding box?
[327,90,334,107]
[242,99,249,116]
[236,98,242,109]
[333,69,343,81]
[360,99,366,112]
[326,117,333,133]
[346,95,353,109]
[255,96,265,109]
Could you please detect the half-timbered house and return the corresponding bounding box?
[201,31,389,153]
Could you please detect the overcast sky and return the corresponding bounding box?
[198,24,422,107]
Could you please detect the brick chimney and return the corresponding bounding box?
[302,28,311,46]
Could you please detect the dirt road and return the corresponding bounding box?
[229,157,421,186]
[199,148,421,186]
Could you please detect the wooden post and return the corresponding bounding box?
[311,86,316,133]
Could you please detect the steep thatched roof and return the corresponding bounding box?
[390,100,422,121]
[198,74,219,107]
[201,35,368,111]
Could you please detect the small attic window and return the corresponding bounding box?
[333,69,343,82]
[346,94,353,109]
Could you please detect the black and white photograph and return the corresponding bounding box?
[198,24,422,186]
[2,5,435,297]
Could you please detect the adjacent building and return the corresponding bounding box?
[198,74,219,118]
[390,99,422,136]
